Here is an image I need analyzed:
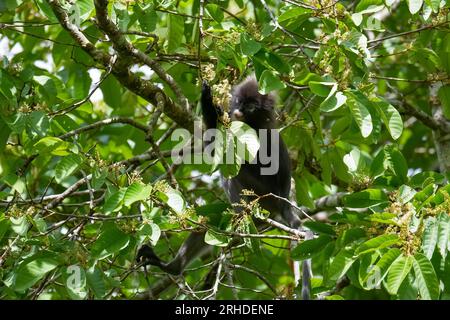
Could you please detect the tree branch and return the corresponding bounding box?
[58,117,150,139]
[46,0,194,131]
[93,0,190,112]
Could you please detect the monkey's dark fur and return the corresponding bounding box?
[138,76,310,298]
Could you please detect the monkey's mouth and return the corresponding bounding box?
[231,109,245,121]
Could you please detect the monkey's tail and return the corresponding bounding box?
[300,230,314,300]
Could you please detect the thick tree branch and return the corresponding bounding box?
[58,117,150,139]
[46,0,194,131]
[93,0,190,112]
[401,101,450,133]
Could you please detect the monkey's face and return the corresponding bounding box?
[230,98,258,122]
[230,97,274,129]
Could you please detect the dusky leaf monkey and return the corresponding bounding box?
[138,76,311,299]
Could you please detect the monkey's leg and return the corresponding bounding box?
[281,204,313,300]
[138,231,212,275]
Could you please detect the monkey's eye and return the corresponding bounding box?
[246,103,257,112]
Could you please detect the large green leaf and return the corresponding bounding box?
[328,247,356,282]
[13,253,59,292]
[422,217,438,259]
[55,154,84,183]
[258,70,286,94]
[355,234,399,255]
[167,14,184,53]
[374,100,403,140]
[123,182,152,207]
[91,223,130,260]
[162,187,186,214]
[363,248,402,289]
[205,230,231,247]
[343,189,388,208]
[385,255,413,295]
[346,91,373,138]
[412,253,439,300]
[437,213,450,258]
[103,188,127,214]
[240,33,261,56]
[292,235,333,260]
[407,0,423,14]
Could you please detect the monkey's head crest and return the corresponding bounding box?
[230,76,276,129]
[231,76,276,109]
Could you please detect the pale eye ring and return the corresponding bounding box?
[246,104,256,112]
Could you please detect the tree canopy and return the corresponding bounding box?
[1,0,450,300]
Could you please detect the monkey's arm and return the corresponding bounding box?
[201,81,223,129]
[137,231,211,275]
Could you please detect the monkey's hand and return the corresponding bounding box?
[137,244,163,267]
[201,81,224,129]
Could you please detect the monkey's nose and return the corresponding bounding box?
[232,109,244,120]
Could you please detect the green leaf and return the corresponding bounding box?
[438,85,450,119]
[3,173,26,195]
[136,5,157,32]
[407,0,423,14]
[355,234,399,255]
[34,137,70,156]
[266,52,291,74]
[245,216,261,254]
[398,185,416,204]
[412,253,439,300]
[309,81,335,97]
[424,0,441,12]
[55,154,84,183]
[164,188,185,214]
[103,188,127,214]
[258,70,286,94]
[167,14,184,53]
[205,230,231,247]
[123,182,152,207]
[138,222,161,246]
[437,213,450,258]
[422,217,438,259]
[0,217,10,242]
[385,254,413,295]
[196,202,230,216]
[240,33,262,56]
[343,148,364,172]
[35,0,58,22]
[205,4,224,22]
[13,253,59,292]
[0,117,11,152]
[363,248,402,289]
[371,145,408,182]
[374,100,403,140]
[91,223,130,260]
[10,216,29,236]
[292,235,333,260]
[343,189,388,208]
[321,91,347,112]
[346,91,373,138]
[328,247,356,282]
[303,221,336,236]
[278,7,311,22]
[86,267,106,299]
[410,171,444,188]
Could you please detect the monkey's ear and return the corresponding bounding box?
[262,92,277,109]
